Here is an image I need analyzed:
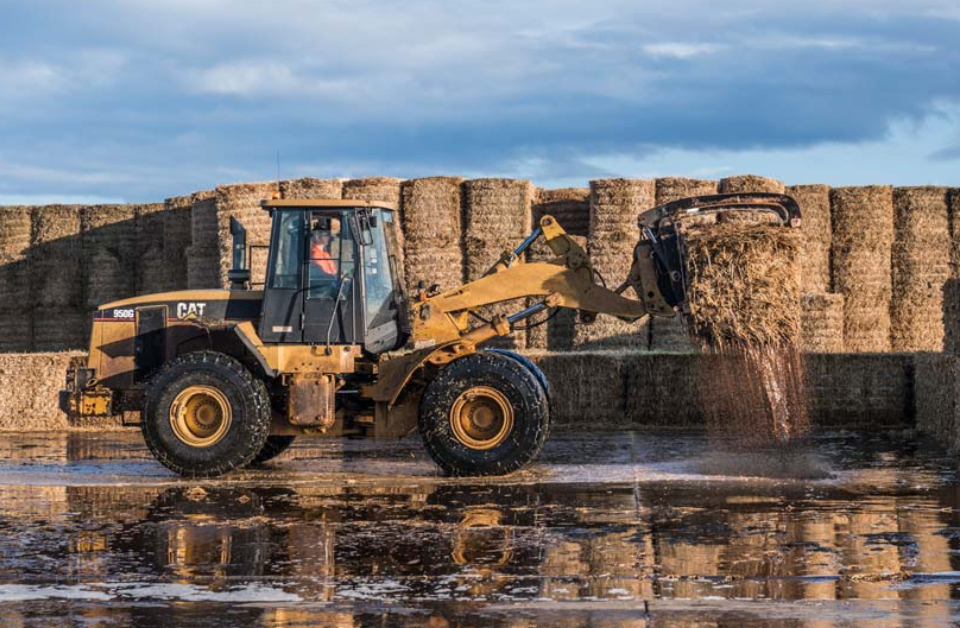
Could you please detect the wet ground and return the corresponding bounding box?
[1,428,960,627]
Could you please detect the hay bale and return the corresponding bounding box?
[31,205,83,307]
[135,203,165,295]
[0,206,33,261]
[685,224,802,350]
[0,316,33,352]
[191,193,218,250]
[890,186,951,352]
[914,354,959,441]
[463,178,534,350]
[527,352,627,425]
[831,186,894,352]
[533,187,590,236]
[574,179,653,350]
[342,176,403,205]
[401,177,465,298]
[33,313,87,352]
[279,177,342,200]
[212,182,277,288]
[805,353,911,427]
[624,353,702,426]
[800,293,844,353]
[186,245,221,289]
[717,175,786,225]
[787,184,832,294]
[81,205,137,308]
[163,191,210,291]
[656,177,718,205]
[0,352,89,431]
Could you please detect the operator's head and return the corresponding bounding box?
[312,229,331,246]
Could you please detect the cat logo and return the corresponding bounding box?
[176,302,207,319]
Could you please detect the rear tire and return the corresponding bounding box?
[142,351,271,478]
[419,352,550,476]
[249,435,296,466]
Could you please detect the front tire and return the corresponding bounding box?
[419,352,550,476]
[142,351,271,478]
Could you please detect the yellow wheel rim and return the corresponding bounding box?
[449,386,514,450]
[169,385,232,448]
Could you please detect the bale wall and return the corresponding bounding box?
[81,204,137,310]
[30,205,85,351]
[788,184,832,294]
[801,293,844,353]
[279,177,342,200]
[804,353,911,427]
[914,354,959,444]
[463,178,534,350]
[527,235,586,351]
[528,351,627,424]
[211,182,277,288]
[400,177,465,299]
[891,186,951,352]
[0,206,34,351]
[830,186,894,352]
[162,191,209,291]
[947,190,960,353]
[576,179,653,350]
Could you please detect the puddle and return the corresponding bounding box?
[0,429,958,626]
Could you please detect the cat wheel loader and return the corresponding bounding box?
[61,192,801,477]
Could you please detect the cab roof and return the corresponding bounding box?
[260,198,397,211]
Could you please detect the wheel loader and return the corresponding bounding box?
[61,192,801,477]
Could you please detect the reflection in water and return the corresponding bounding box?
[0,431,959,626]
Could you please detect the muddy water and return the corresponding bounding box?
[1,430,960,626]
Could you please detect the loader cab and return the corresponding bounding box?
[257,199,406,354]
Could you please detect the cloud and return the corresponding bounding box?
[641,42,727,59]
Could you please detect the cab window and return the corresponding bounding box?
[307,212,355,299]
[269,210,303,290]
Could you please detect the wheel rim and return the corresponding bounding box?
[169,385,232,448]
[449,386,514,450]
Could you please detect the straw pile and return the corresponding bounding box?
[800,293,844,353]
[684,223,808,445]
[135,203,165,295]
[890,186,951,352]
[787,184,831,294]
[81,205,137,309]
[400,177,464,300]
[279,177,342,200]
[342,177,403,205]
[31,205,85,350]
[574,179,653,350]
[717,175,786,225]
[162,191,210,291]
[463,178,534,350]
[0,206,33,351]
[831,186,894,352]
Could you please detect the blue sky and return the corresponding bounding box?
[1,0,959,203]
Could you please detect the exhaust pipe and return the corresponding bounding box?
[227,216,251,290]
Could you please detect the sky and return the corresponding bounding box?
[1,0,959,204]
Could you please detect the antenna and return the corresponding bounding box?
[275,149,282,199]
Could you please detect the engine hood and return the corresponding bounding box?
[96,290,263,323]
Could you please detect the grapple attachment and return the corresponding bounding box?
[628,193,802,318]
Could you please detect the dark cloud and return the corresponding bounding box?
[0,1,959,200]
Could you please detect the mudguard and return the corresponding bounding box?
[483,349,551,401]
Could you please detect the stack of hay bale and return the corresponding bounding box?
[949,190,960,353]
[81,204,137,312]
[400,176,464,301]
[788,184,846,352]
[573,179,654,351]
[831,186,894,352]
[135,203,166,295]
[163,191,209,292]
[279,177,342,200]
[463,178,534,350]
[0,206,34,351]
[188,182,277,289]
[717,174,785,224]
[527,188,590,351]
[342,177,403,205]
[31,205,85,350]
[890,187,951,352]
[649,177,718,352]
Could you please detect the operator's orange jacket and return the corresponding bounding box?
[311,242,337,276]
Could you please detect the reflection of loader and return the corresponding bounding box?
[62,194,800,477]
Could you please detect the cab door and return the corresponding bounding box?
[301,210,363,345]
[259,209,305,343]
